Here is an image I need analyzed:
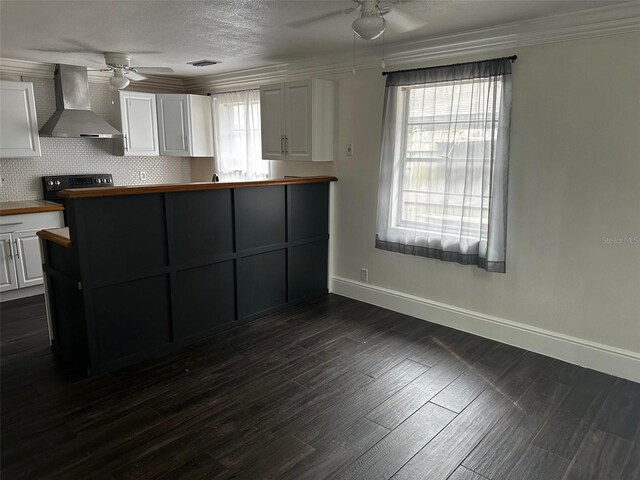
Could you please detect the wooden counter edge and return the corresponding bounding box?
[37,228,72,248]
[0,203,65,216]
[57,176,338,199]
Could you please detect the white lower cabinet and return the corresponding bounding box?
[13,230,46,288]
[0,233,18,292]
[1,230,43,291]
[0,211,64,295]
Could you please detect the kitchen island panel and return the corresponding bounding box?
[48,275,87,366]
[289,182,329,241]
[170,189,234,265]
[175,260,237,341]
[91,274,172,366]
[235,186,286,251]
[75,194,169,282]
[238,249,287,320]
[289,241,329,303]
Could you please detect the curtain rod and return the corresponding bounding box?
[381,55,517,76]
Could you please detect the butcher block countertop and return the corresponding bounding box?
[0,200,64,216]
[36,227,71,248]
[57,176,338,199]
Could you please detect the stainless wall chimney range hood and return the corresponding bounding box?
[39,64,121,138]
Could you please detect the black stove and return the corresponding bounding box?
[42,174,114,223]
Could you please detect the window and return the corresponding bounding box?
[376,58,513,272]
[397,79,502,238]
[212,89,270,181]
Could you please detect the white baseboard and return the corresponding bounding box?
[331,276,640,383]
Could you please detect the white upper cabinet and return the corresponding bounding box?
[260,84,286,160]
[188,95,214,157]
[260,79,334,162]
[157,94,213,157]
[157,94,190,156]
[114,91,159,156]
[0,80,41,158]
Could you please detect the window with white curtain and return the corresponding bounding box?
[376,58,513,272]
[212,89,270,181]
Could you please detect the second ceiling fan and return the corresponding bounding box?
[290,0,426,40]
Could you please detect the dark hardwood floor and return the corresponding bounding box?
[1,294,639,480]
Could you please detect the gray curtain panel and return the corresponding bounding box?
[375,58,513,273]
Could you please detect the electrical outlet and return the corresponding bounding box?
[139,170,148,181]
[346,143,353,156]
[360,268,369,282]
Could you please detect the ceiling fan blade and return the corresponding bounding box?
[29,47,98,54]
[133,67,174,74]
[287,7,358,28]
[385,0,417,5]
[126,70,147,81]
[384,6,427,33]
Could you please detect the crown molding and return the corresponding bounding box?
[0,58,54,79]
[184,1,640,93]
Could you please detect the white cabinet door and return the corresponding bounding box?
[284,80,313,161]
[157,94,190,156]
[0,80,41,158]
[188,95,214,157]
[119,91,159,156]
[260,83,286,160]
[13,230,44,288]
[259,79,333,162]
[0,233,18,292]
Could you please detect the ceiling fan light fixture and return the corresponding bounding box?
[352,14,385,40]
[110,68,130,90]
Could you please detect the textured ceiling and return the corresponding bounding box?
[0,0,626,77]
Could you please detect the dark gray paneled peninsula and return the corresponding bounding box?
[38,176,336,375]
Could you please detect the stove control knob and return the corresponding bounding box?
[95,179,100,183]
[47,180,54,186]
[54,180,61,186]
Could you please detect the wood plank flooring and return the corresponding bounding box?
[1,294,639,480]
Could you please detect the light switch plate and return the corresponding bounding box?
[346,143,353,156]
[139,170,148,181]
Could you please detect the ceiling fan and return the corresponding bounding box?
[97,52,174,89]
[28,41,174,89]
[289,0,426,40]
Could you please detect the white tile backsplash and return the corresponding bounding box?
[0,77,191,202]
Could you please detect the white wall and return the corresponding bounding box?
[0,77,190,202]
[215,32,640,377]
[333,32,640,352]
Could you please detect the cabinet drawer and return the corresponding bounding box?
[0,211,64,233]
